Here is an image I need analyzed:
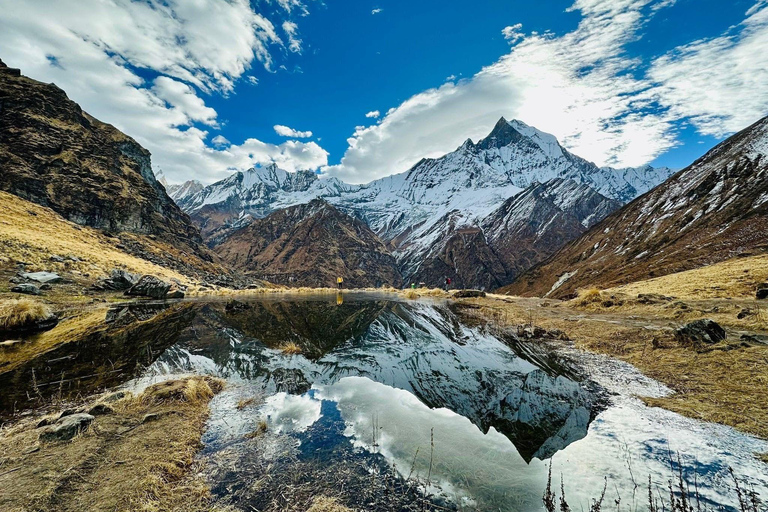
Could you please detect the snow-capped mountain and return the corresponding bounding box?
[505,114,768,298]
[171,118,674,287]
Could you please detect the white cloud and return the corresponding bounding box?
[282,20,303,53]
[365,110,381,119]
[372,8,383,15]
[247,76,260,86]
[324,0,768,184]
[152,76,218,127]
[501,23,524,43]
[0,0,324,184]
[212,135,231,146]
[646,2,768,137]
[274,125,313,138]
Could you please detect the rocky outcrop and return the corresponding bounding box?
[91,269,139,291]
[214,199,403,288]
[38,413,94,442]
[0,63,227,279]
[124,275,172,299]
[675,319,727,346]
[504,115,768,298]
[11,284,40,295]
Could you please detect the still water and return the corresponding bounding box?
[123,294,768,512]
[5,294,764,511]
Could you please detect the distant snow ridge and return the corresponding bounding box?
[170,118,674,285]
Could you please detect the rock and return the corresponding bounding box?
[21,272,62,283]
[102,390,129,403]
[165,288,185,299]
[66,255,81,262]
[105,303,169,325]
[636,293,673,305]
[451,289,487,298]
[39,283,52,291]
[517,325,570,341]
[757,283,768,300]
[9,276,24,284]
[0,311,58,337]
[23,445,40,455]
[737,308,754,319]
[39,413,94,442]
[49,254,65,263]
[57,409,77,420]
[91,269,140,291]
[124,275,171,298]
[225,300,252,313]
[675,319,727,346]
[11,283,40,295]
[87,403,114,416]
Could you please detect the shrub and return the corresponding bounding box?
[0,299,52,331]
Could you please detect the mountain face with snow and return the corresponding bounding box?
[504,115,768,298]
[172,118,673,288]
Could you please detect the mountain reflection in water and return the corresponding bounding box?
[149,297,600,463]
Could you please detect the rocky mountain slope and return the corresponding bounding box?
[504,115,768,298]
[0,59,229,280]
[214,199,403,288]
[173,118,671,288]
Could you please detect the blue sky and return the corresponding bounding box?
[1,0,767,184]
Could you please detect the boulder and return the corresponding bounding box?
[21,272,62,283]
[87,403,114,416]
[11,283,40,295]
[39,413,94,442]
[165,288,185,299]
[49,254,65,263]
[225,300,252,313]
[91,269,139,291]
[757,283,768,300]
[124,275,171,298]
[675,319,727,346]
[452,289,487,298]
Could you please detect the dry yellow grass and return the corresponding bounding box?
[0,376,226,512]
[0,190,192,286]
[0,298,51,331]
[573,287,603,306]
[607,254,768,300]
[306,496,354,512]
[279,341,303,355]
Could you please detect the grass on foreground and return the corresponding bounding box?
[0,298,51,331]
[279,341,303,355]
[455,295,768,439]
[0,190,192,286]
[0,376,227,512]
[606,254,768,300]
[306,496,353,512]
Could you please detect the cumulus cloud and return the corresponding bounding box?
[212,135,231,146]
[282,21,303,53]
[324,0,768,184]
[501,23,524,43]
[0,0,326,184]
[372,8,383,15]
[365,110,381,119]
[274,125,313,138]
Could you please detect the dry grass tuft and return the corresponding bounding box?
[236,397,256,410]
[574,287,602,307]
[306,496,354,512]
[0,298,52,330]
[245,419,269,439]
[403,290,420,300]
[279,341,303,355]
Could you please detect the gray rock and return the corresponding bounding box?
[757,283,768,300]
[124,275,171,298]
[21,272,62,283]
[91,269,140,291]
[39,413,94,442]
[49,254,65,263]
[9,276,24,284]
[102,390,129,403]
[11,283,40,295]
[87,403,114,416]
[165,288,185,299]
[675,319,727,346]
